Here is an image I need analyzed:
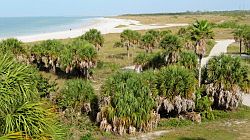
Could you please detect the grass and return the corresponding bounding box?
[157,106,250,140]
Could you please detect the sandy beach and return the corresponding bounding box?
[0,18,188,43]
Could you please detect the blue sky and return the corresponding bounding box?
[0,0,249,17]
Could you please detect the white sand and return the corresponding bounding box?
[0,18,188,43]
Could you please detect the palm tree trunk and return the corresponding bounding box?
[198,55,202,88]
[240,39,242,56]
[127,45,130,58]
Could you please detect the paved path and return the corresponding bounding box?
[201,39,235,67]
[200,39,250,107]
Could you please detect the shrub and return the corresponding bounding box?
[58,79,95,113]
[99,71,159,134]
[157,65,197,99]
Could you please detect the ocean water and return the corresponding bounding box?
[0,17,97,38]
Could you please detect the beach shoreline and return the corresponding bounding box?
[0,17,188,43]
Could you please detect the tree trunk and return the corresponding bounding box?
[240,39,242,56]
[127,45,130,58]
[198,55,202,88]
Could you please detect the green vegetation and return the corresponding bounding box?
[81,29,104,51]
[1,14,250,139]
[0,54,62,139]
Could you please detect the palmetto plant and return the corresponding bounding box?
[178,51,198,70]
[157,65,197,100]
[205,55,249,91]
[113,41,123,48]
[98,71,159,134]
[191,20,214,87]
[82,29,104,51]
[205,55,250,109]
[160,34,183,64]
[57,79,95,114]
[0,38,24,55]
[0,54,58,139]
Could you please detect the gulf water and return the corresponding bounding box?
[0,17,97,38]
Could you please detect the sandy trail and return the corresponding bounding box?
[0,18,188,43]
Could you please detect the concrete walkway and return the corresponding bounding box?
[201,39,235,67]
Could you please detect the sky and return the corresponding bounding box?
[0,0,249,17]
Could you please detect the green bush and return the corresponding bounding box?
[101,71,157,130]
[157,65,197,99]
[58,79,95,112]
[216,20,239,29]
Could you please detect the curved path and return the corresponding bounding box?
[201,39,235,67]
[201,39,250,107]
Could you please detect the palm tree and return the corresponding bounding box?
[233,26,245,55]
[147,30,161,46]
[156,65,197,115]
[243,27,250,54]
[120,30,140,57]
[82,29,104,51]
[60,39,97,78]
[178,26,194,50]
[191,20,214,87]
[30,40,63,73]
[141,33,155,53]
[160,34,183,64]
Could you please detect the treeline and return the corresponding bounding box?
[121,10,250,16]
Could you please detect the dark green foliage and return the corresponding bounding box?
[157,65,197,99]
[195,89,214,120]
[134,52,166,69]
[36,76,57,98]
[81,133,95,140]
